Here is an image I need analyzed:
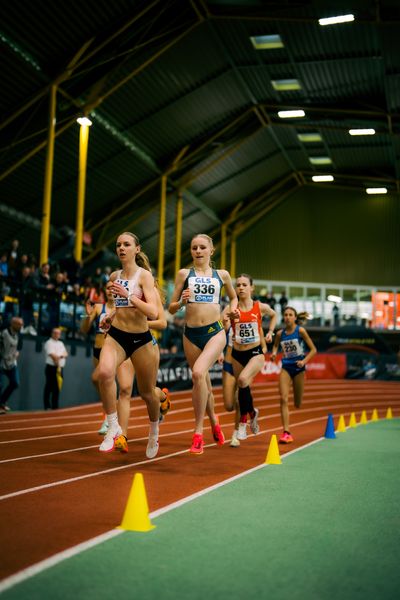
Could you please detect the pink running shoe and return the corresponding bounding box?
[212,421,225,446]
[190,433,204,454]
[279,431,294,444]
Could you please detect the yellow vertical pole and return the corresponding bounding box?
[74,122,91,262]
[157,175,167,287]
[220,223,227,270]
[175,191,183,278]
[40,84,57,265]
[230,230,237,279]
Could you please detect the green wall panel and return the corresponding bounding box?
[235,185,400,286]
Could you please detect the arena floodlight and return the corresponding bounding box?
[366,187,387,194]
[312,175,334,182]
[319,14,354,26]
[349,128,375,136]
[278,110,305,118]
[77,117,93,126]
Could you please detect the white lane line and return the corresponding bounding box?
[1,409,389,498]
[0,387,400,433]
[0,435,327,593]
[1,381,397,426]
[1,396,398,447]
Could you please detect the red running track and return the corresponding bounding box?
[0,379,399,580]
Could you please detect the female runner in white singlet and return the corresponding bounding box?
[96,232,160,458]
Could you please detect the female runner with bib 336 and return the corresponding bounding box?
[96,232,160,458]
[169,234,237,455]
[271,306,317,444]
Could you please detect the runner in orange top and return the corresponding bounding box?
[230,274,277,444]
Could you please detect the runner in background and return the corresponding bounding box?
[271,306,317,444]
[230,274,276,444]
[169,233,237,455]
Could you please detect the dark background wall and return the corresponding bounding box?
[237,186,399,286]
[6,337,98,411]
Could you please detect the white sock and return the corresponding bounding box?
[149,420,159,437]
[106,412,118,429]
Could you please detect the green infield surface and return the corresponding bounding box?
[1,419,399,600]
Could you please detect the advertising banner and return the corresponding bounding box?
[156,353,348,391]
[156,353,223,391]
[253,353,347,383]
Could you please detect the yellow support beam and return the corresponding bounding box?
[74,122,91,262]
[40,85,57,265]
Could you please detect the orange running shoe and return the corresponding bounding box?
[114,434,129,453]
[160,388,171,416]
[190,433,204,454]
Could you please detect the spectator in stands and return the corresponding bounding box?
[7,239,20,278]
[278,291,288,317]
[43,327,68,410]
[35,263,54,291]
[19,266,37,335]
[0,254,8,277]
[0,316,23,413]
[160,311,185,354]
[332,303,340,327]
[265,291,277,310]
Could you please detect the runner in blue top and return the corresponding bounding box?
[271,306,317,444]
[169,233,237,455]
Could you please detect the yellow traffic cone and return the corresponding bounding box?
[348,412,357,428]
[371,408,379,422]
[336,415,346,433]
[359,410,368,425]
[118,473,155,532]
[386,407,393,419]
[265,434,281,465]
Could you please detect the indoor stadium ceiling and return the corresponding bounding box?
[1,0,399,275]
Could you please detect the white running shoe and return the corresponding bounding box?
[99,425,122,452]
[98,419,109,435]
[249,408,260,435]
[230,430,240,447]
[146,435,159,459]
[237,422,247,440]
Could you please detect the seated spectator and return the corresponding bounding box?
[0,254,8,277]
[7,239,20,279]
[19,267,37,335]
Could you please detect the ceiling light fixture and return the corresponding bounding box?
[318,14,354,26]
[312,175,334,182]
[297,133,322,142]
[348,128,375,136]
[77,117,93,126]
[309,156,332,165]
[271,79,301,91]
[366,187,387,194]
[250,34,284,49]
[278,110,305,118]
